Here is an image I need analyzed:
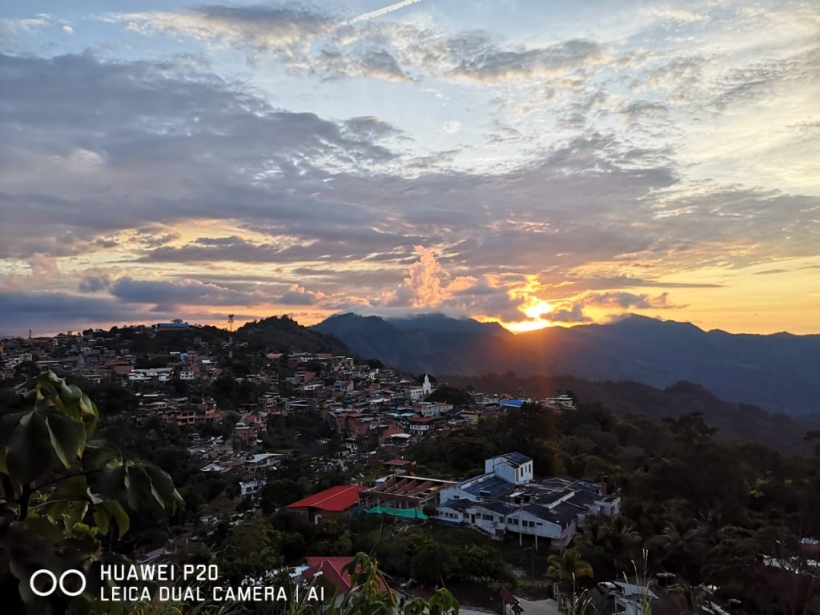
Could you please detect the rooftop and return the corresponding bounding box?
[286,485,366,512]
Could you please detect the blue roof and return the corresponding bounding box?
[503,452,532,465]
[463,475,516,498]
[498,399,526,408]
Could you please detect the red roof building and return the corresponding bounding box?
[286,485,365,524]
[302,557,391,596]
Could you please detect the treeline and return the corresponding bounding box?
[409,400,820,612]
[444,372,818,454]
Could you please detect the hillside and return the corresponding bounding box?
[313,313,820,417]
[237,315,351,355]
[444,373,818,455]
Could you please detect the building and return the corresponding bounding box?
[240,479,267,498]
[286,485,366,524]
[436,452,620,549]
[407,374,433,401]
[300,557,391,599]
[359,475,458,518]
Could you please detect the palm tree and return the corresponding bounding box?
[657,517,706,581]
[667,580,707,615]
[574,515,605,550]
[603,515,642,570]
[547,549,594,583]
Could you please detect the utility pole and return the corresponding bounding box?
[228,314,235,360]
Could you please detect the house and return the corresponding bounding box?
[240,479,267,498]
[408,415,435,434]
[413,401,453,418]
[286,485,366,524]
[244,453,281,473]
[301,556,391,599]
[499,588,524,615]
[436,453,621,549]
[359,475,457,518]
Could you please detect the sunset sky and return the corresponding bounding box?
[1,0,819,337]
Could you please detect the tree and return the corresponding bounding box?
[546,549,594,583]
[259,479,304,515]
[217,518,284,584]
[283,553,460,615]
[667,581,707,615]
[602,515,642,571]
[0,372,182,612]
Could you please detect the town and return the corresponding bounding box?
[1,320,818,615]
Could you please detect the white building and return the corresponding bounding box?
[436,452,620,549]
[240,479,267,498]
[407,374,433,401]
[414,401,453,418]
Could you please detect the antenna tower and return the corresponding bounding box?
[228,314,235,359]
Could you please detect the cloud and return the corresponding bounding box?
[279,283,328,306]
[443,121,461,134]
[1,253,60,291]
[78,275,111,293]
[108,277,253,308]
[579,291,681,310]
[348,0,423,25]
[446,38,605,84]
[62,25,74,35]
[544,305,592,324]
[753,268,788,276]
[107,6,336,60]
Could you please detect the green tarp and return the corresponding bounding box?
[362,506,428,520]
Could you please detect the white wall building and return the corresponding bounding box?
[436,452,620,549]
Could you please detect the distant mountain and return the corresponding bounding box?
[312,313,820,417]
[237,315,350,356]
[444,373,817,455]
[313,313,508,375]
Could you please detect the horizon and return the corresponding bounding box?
[1,311,814,341]
[1,1,819,336]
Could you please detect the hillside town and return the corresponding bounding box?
[1,321,817,615]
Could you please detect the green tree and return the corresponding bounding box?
[217,518,283,584]
[546,549,594,583]
[0,372,182,613]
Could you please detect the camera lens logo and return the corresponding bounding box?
[30,569,87,597]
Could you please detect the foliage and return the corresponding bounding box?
[217,518,284,584]
[546,549,593,584]
[0,372,183,613]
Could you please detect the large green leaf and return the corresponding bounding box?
[45,411,87,469]
[24,515,63,543]
[124,465,153,511]
[144,465,183,512]
[92,506,110,536]
[5,411,53,485]
[82,439,121,472]
[96,499,130,538]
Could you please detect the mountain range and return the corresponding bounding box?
[313,313,820,418]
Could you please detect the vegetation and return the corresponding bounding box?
[0,372,182,613]
[407,401,820,612]
[0,376,462,615]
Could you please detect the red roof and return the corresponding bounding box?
[286,485,365,512]
[410,415,434,423]
[383,459,410,466]
[303,557,390,594]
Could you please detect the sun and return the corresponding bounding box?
[523,300,553,319]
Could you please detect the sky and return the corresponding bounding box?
[0,0,819,337]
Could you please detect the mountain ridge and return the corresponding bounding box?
[312,312,820,417]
